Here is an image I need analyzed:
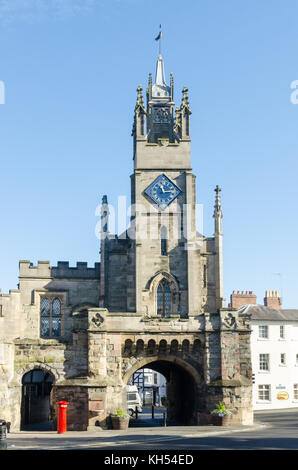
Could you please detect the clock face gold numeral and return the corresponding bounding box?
[144,174,182,210]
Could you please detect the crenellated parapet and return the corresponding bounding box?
[19,260,100,280]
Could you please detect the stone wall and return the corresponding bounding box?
[0,260,101,431]
[0,257,253,431]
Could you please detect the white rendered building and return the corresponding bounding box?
[240,304,298,410]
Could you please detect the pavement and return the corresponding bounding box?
[4,419,269,451]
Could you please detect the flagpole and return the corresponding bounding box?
[155,25,162,55]
[159,24,162,55]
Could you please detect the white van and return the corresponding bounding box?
[127,385,142,416]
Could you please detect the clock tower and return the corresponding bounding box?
[0,42,253,433]
[127,52,225,317]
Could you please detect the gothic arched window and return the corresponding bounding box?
[157,280,171,318]
[40,297,62,338]
[161,226,167,256]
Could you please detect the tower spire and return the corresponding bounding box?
[179,86,191,140]
[155,54,166,87]
[213,185,223,235]
[154,25,167,89]
[135,85,145,111]
[213,185,224,309]
[151,33,171,101]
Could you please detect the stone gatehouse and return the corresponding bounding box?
[0,52,253,431]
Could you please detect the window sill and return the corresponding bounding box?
[39,337,64,345]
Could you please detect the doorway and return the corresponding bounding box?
[21,369,54,430]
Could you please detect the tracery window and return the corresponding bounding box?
[40,297,62,338]
[157,280,171,318]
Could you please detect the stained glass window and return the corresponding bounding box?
[157,280,171,317]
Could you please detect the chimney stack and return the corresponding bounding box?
[228,290,257,309]
[264,290,282,309]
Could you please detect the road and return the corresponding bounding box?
[5,409,298,451]
[97,410,298,450]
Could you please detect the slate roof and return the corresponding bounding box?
[238,304,298,322]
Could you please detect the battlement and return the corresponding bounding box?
[0,289,20,298]
[19,260,101,279]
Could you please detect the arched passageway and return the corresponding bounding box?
[21,369,54,429]
[125,358,199,425]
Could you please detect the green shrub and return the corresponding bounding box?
[111,409,130,419]
[211,402,231,416]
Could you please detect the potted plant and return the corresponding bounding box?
[211,402,232,426]
[110,409,130,430]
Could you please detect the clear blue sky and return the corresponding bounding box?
[0,0,297,308]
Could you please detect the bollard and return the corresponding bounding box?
[163,411,167,427]
[0,420,7,450]
[151,405,154,419]
[57,401,69,434]
[135,406,138,420]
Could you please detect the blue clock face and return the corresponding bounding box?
[144,174,182,210]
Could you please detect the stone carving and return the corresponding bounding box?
[240,315,251,330]
[200,295,207,313]
[222,313,237,329]
[91,313,104,328]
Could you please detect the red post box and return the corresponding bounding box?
[57,401,69,434]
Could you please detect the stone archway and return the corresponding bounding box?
[21,368,54,429]
[123,356,202,425]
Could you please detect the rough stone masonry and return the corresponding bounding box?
[0,51,253,431]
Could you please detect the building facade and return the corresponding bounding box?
[130,368,167,406]
[230,291,298,410]
[0,52,253,431]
